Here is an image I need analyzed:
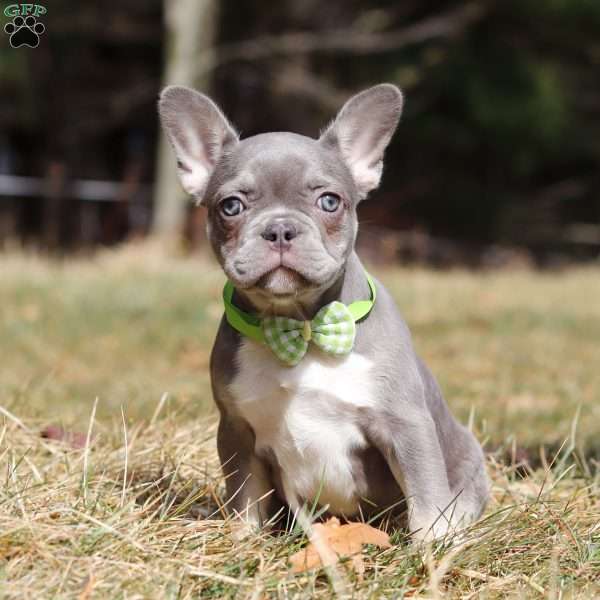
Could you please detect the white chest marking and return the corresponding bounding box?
[229,340,375,514]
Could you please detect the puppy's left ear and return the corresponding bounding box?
[320,84,403,199]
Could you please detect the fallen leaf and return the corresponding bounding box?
[289,517,391,575]
[78,573,96,600]
[41,426,89,449]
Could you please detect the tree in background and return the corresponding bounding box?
[152,0,219,240]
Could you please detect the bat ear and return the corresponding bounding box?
[320,84,403,199]
[158,86,238,203]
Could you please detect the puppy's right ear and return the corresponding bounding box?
[159,86,238,202]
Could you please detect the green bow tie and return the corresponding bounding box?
[262,302,356,366]
[222,274,376,367]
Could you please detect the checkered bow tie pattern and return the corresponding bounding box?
[261,301,356,366]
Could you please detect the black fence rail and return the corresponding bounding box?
[0,173,153,248]
[1,172,599,265]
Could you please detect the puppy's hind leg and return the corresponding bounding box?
[448,427,490,527]
[365,407,461,542]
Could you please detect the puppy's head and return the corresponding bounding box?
[159,84,402,308]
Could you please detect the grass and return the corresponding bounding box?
[0,242,599,598]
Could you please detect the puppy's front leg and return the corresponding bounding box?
[366,407,458,541]
[217,415,277,532]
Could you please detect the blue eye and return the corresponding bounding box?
[220,196,244,216]
[317,193,341,212]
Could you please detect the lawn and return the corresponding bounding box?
[1,243,598,598]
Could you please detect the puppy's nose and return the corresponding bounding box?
[261,221,298,250]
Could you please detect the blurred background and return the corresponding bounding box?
[1,0,599,266]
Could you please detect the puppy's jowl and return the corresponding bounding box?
[159,84,489,540]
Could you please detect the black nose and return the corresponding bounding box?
[261,221,298,250]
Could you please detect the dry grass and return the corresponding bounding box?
[1,243,599,598]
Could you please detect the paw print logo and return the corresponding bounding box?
[4,15,45,48]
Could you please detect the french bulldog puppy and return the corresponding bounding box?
[159,84,489,540]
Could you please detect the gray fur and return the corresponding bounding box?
[161,84,489,540]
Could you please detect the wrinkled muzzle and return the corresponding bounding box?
[221,210,343,295]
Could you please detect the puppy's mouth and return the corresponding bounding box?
[256,266,311,296]
[228,246,338,302]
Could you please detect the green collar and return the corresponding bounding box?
[222,273,377,344]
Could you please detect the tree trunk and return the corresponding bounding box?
[152,0,219,240]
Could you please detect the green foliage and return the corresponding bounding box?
[465,57,567,174]
[523,0,600,24]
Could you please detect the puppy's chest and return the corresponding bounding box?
[229,340,376,512]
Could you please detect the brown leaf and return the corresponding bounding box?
[78,573,96,600]
[289,517,391,575]
[41,425,89,449]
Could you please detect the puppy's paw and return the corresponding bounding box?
[409,510,474,545]
[410,519,452,544]
[409,508,470,543]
